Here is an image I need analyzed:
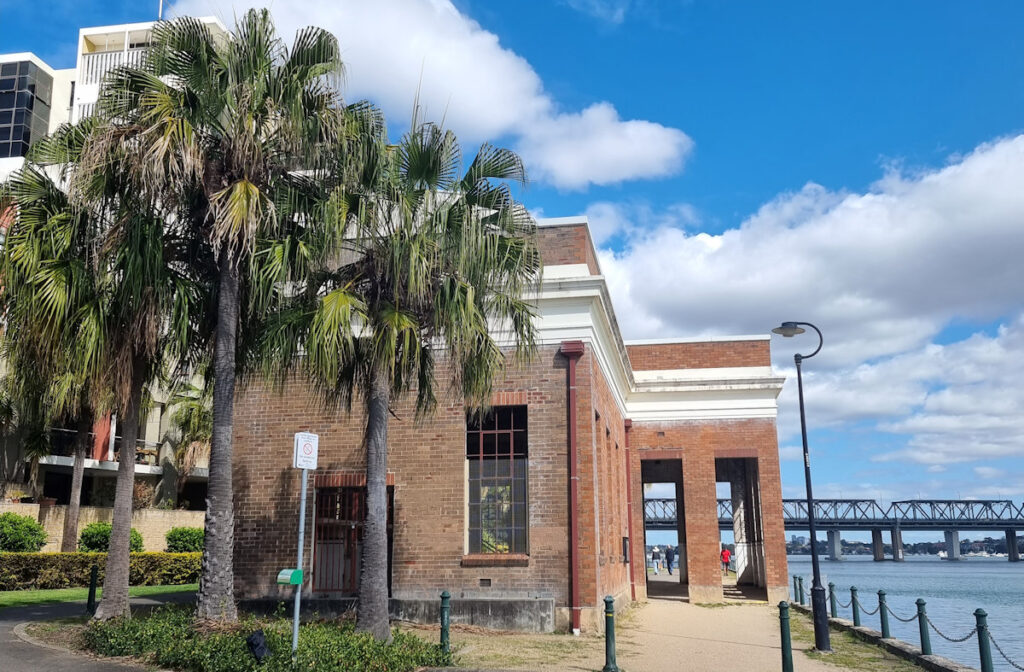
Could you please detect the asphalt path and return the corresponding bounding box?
[0,593,194,672]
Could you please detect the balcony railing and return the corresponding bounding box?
[47,428,160,467]
[80,48,147,85]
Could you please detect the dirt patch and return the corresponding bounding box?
[25,616,90,652]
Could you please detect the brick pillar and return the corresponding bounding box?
[755,451,788,604]
[682,450,722,603]
[675,476,687,584]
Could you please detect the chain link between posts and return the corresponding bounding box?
[885,604,918,623]
[835,596,852,609]
[924,614,977,643]
[854,596,880,616]
[988,632,1024,671]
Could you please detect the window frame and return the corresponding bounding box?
[464,405,529,558]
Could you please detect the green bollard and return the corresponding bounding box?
[440,591,451,655]
[793,576,799,602]
[916,599,932,655]
[828,582,837,618]
[851,587,861,627]
[779,601,795,672]
[601,595,619,672]
[975,609,993,672]
[798,576,805,605]
[86,564,99,616]
[878,590,890,638]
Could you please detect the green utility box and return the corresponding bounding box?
[276,569,303,586]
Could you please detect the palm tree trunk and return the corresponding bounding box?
[94,369,144,620]
[356,371,391,642]
[196,255,239,622]
[60,413,92,552]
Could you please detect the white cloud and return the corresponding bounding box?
[973,466,1003,479]
[564,0,631,23]
[517,103,693,190]
[778,445,803,462]
[596,135,1024,469]
[169,0,691,189]
[599,136,1024,367]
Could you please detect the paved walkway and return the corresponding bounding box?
[0,594,192,672]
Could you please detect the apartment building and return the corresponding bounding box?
[0,18,226,508]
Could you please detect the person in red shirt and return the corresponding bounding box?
[720,547,732,574]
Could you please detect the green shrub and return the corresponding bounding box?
[0,552,200,590]
[84,605,453,672]
[0,512,47,552]
[165,527,204,553]
[78,522,144,552]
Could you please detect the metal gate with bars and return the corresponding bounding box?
[312,486,393,596]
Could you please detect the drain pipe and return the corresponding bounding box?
[560,340,585,635]
[624,419,636,601]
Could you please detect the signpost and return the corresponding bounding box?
[290,432,318,654]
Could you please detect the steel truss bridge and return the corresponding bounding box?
[643,498,1024,532]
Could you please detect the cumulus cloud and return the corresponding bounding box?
[596,135,1024,469]
[599,136,1024,368]
[169,0,691,189]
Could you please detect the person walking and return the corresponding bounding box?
[651,546,661,575]
[720,546,732,575]
[665,545,676,575]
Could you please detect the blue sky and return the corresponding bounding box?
[5,0,1024,539]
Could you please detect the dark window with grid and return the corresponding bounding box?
[466,405,528,554]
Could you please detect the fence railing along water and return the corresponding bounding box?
[784,574,1024,672]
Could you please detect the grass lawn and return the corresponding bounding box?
[789,608,921,671]
[0,583,198,610]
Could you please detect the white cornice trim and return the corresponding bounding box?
[625,334,770,344]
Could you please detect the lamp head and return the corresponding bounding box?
[772,321,805,338]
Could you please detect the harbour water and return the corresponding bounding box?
[788,555,1024,671]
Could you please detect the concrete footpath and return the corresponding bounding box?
[0,595,192,672]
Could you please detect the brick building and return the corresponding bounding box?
[231,216,789,632]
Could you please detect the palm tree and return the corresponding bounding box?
[5,123,204,618]
[0,162,97,546]
[90,9,346,621]
[260,116,540,640]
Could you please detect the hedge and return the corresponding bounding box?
[79,522,144,552]
[0,512,47,552]
[165,527,204,553]
[0,552,201,591]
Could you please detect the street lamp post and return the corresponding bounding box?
[772,321,831,652]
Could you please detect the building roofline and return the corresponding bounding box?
[0,52,57,76]
[625,334,771,345]
[79,16,228,36]
[536,215,589,228]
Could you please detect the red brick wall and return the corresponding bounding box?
[584,353,630,605]
[626,418,788,603]
[626,340,770,370]
[537,224,600,275]
[231,345,573,607]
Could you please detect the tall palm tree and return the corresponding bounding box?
[260,116,540,640]
[0,162,98,544]
[5,123,205,618]
[90,9,346,621]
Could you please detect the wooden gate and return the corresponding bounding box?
[313,486,393,596]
